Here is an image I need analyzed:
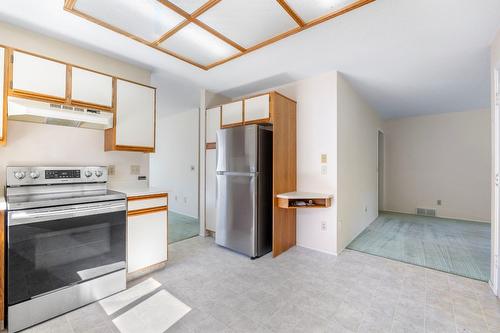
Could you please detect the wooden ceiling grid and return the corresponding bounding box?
[63,0,375,70]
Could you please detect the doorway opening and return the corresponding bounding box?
[349,111,492,282]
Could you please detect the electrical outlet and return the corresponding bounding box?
[437,200,442,206]
[108,165,116,176]
[130,165,140,175]
[321,154,328,164]
[321,165,327,175]
[321,221,327,231]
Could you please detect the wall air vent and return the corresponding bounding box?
[416,208,436,217]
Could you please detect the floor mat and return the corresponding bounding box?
[347,212,490,281]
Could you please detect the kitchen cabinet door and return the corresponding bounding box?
[114,79,155,151]
[244,94,270,123]
[206,106,220,143]
[0,47,5,144]
[11,51,66,100]
[221,101,243,127]
[71,67,113,108]
[127,210,168,273]
[205,149,217,232]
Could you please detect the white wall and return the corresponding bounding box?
[0,22,151,187]
[337,73,381,251]
[150,73,201,218]
[266,72,339,255]
[383,110,491,222]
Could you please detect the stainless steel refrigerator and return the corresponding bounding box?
[216,125,273,258]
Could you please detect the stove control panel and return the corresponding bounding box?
[6,166,108,186]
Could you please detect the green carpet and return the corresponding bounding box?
[168,211,199,244]
[347,212,490,281]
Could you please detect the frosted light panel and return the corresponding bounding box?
[168,0,209,14]
[285,0,359,22]
[198,0,298,48]
[159,24,239,66]
[74,0,184,42]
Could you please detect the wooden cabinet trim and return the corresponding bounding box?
[128,206,168,216]
[1,47,8,145]
[206,142,216,149]
[128,193,168,201]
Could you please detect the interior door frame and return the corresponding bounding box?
[492,68,500,296]
[377,130,385,212]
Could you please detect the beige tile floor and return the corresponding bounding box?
[15,236,500,332]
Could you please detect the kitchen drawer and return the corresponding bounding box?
[128,194,168,212]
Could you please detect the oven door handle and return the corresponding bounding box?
[8,202,126,226]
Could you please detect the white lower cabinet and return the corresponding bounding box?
[127,209,168,274]
[206,149,217,232]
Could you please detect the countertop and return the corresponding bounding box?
[109,184,168,198]
[277,192,334,199]
[0,196,5,211]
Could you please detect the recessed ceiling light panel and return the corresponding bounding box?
[74,0,185,42]
[159,23,240,66]
[286,0,359,22]
[197,0,298,48]
[168,0,209,14]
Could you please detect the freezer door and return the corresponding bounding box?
[215,173,257,257]
[216,125,258,173]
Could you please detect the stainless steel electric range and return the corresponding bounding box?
[4,166,127,332]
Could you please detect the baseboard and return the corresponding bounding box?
[381,209,490,224]
[296,244,338,256]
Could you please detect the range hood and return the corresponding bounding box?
[8,97,113,130]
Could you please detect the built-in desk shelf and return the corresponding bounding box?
[277,192,333,209]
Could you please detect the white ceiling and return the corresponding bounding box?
[0,0,499,118]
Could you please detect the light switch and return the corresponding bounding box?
[321,154,328,164]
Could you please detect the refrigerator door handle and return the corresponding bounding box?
[216,171,259,177]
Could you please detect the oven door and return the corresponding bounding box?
[7,200,126,306]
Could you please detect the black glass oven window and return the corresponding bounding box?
[7,210,126,305]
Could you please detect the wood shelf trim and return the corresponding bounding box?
[127,206,168,217]
[277,197,332,209]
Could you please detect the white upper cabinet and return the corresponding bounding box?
[206,106,220,143]
[12,51,66,99]
[115,79,155,149]
[71,67,113,107]
[244,94,270,123]
[221,101,243,127]
[0,47,4,142]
